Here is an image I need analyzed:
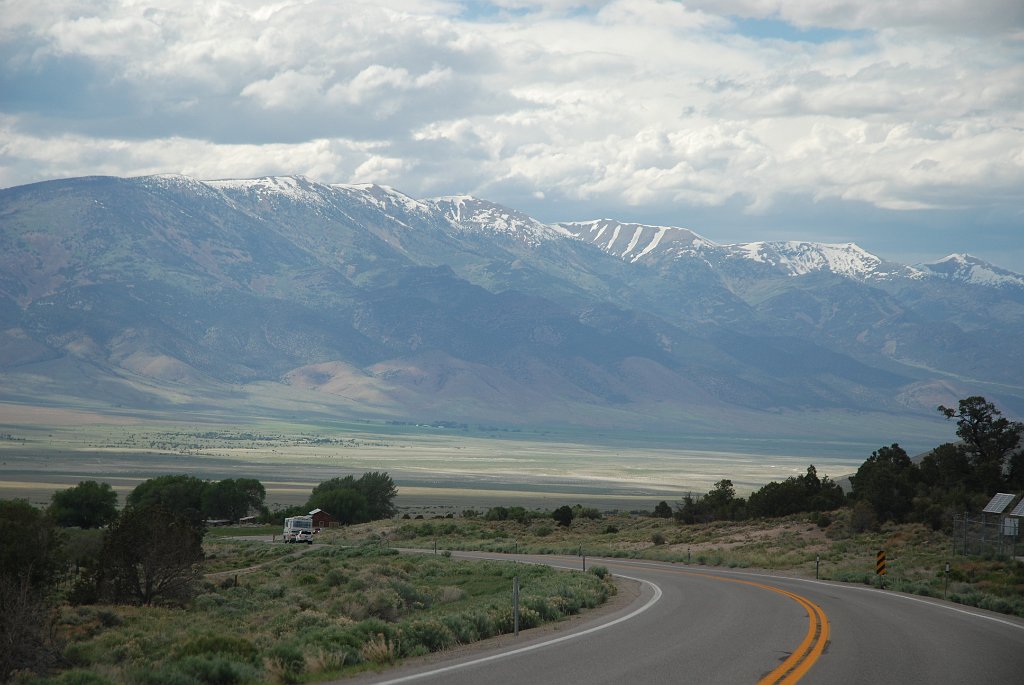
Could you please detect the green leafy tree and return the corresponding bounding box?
[96,503,203,606]
[849,444,917,523]
[703,479,745,520]
[49,480,118,528]
[802,465,846,512]
[919,442,974,494]
[355,472,399,520]
[484,506,510,521]
[307,487,370,525]
[552,505,574,527]
[652,500,673,518]
[0,500,65,680]
[747,465,843,519]
[673,494,703,524]
[202,478,266,521]
[309,472,397,521]
[127,475,207,529]
[507,506,530,524]
[939,396,1023,492]
[0,499,63,591]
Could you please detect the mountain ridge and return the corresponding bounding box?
[2,173,1022,448]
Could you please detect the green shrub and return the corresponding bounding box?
[589,566,610,579]
[50,669,115,685]
[440,613,479,643]
[324,569,346,587]
[365,588,404,621]
[400,618,456,654]
[265,644,304,684]
[176,635,258,663]
[131,664,199,685]
[178,655,259,685]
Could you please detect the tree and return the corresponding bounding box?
[0,500,64,680]
[202,478,266,521]
[703,479,743,521]
[127,475,207,529]
[484,506,510,521]
[652,501,673,518]
[802,465,845,512]
[49,480,118,528]
[552,505,574,527]
[309,472,398,522]
[673,494,703,524]
[849,444,916,523]
[97,503,203,606]
[307,487,369,525]
[0,499,63,590]
[939,396,1023,492]
[919,442,974,493]
[355,472,399,520]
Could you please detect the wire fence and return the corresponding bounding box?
[952,513,1023,558]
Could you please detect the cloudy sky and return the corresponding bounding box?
[3,1,1023,269]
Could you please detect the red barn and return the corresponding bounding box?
[309,508,336,530]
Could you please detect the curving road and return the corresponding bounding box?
[337,551,1024,685]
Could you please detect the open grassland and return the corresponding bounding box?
[0,410,865,514]
[336,512,1024,618]
[24,537,614,685]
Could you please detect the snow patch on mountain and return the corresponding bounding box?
[427,196,571,245]
[724,241,884,279]
[919,254,1024,288]
[205,175,331,207]
[562,219,933,282]
[333,183,430,217]
[560,220,712,263]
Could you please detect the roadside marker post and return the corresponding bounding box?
[815,555,820,580]
[944,562,950,599]
[513,576,520,637]
[876,550,887,589]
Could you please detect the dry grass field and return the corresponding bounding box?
[0,407,864,515]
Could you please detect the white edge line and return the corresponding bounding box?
[606,558,1024,632]
[371,573,663,684]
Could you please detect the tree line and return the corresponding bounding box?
[650,396,1023,531]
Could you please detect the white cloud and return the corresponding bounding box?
[682,0,1024,34]
[2,0,1023,269]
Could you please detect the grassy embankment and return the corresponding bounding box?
[25,534,613,685]
[333,510,1024,617]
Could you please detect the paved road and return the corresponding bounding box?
[340,552,1024,685]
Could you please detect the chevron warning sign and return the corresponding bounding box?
[876,550,887,575]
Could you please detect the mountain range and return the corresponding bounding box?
[2,173,1022,451]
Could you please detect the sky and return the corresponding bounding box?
[2,0,1023,270]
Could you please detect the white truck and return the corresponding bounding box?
[283,515,314,544]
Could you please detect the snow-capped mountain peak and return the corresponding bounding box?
[426,196,571,245]
[726,241,888,279]
[560,220,713,263]
[204,175,333,206]
[918,253,1024,288]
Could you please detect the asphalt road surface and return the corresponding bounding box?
[338,551,1024,685]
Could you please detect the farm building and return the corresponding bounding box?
[309,508,337,529]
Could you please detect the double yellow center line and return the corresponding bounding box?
[614,562,829,684]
